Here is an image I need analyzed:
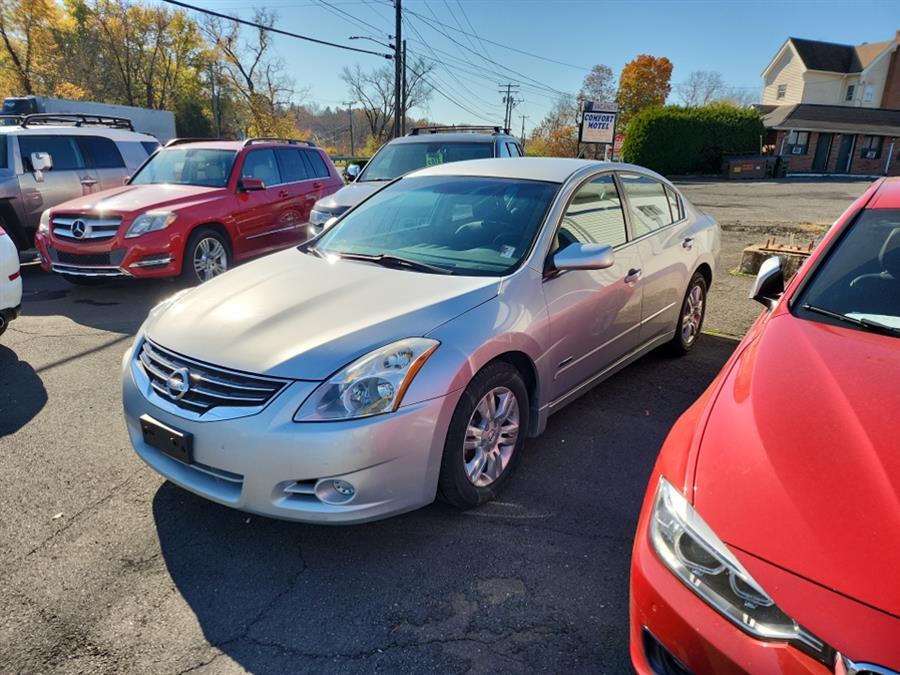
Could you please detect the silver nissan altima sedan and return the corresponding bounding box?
[122,158,720,524]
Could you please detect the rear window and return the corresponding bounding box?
[18,135,85,171]
[276,148,310,182]
[77,136,125,169]
[141,141,160,155]
[619,173,674,237]
[303,149,330,179]
[359,141,493,182]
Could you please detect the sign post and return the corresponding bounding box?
[578,101,619,159]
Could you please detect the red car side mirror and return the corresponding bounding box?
[240,177,266,191]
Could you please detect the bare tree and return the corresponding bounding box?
[719,87,760,108]
[341,57,433,143]
[676,70,726,107]
[579,64,615,104]
[203,9,297,135]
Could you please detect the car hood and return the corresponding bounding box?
[51,184,225,215]
[694,313,900,616]
[143,247,500,380]
[314,181,386,211]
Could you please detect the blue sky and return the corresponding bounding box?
[180,0,899,134]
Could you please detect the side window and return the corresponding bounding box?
[275,148,310,183]
[507,142,522,157]
[303,149,330,178]
[0,135,7,169]
[497,142,511,158]
[18,135,85,171]
[619,173,673,238]
[77,136,125,169]
[141,141,160,155]
[241,149,281,186]
[557,174,627,249]
[664,185,683,222]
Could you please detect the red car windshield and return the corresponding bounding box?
[130,148,236,188]
[795,208,900,336]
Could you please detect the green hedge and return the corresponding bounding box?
[621,104,765,175]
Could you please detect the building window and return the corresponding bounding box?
[860,135,883,160]
[845,84,855,101]
[776,84,787,100]
[787,130,809,155]
[863,85,874,102]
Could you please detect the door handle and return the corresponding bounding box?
[80,177,97,186]
[312,182,323,189]
[624,268,642,285]
[682,237,694,250]
[278,189,290,198]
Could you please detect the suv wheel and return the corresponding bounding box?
[181,228,230,284]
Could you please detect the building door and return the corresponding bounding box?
[812,133,833,172]
[835,134,855,174]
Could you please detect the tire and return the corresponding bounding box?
[180,228,231,285]
[666,272,708,356]
[62,274,107,286]
[438,361,529,509]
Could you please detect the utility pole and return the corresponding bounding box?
[498,83,521,131]
[343,101,355,156]
[393,0,402,139]
[401,40,407,135]
[519,114,527,147]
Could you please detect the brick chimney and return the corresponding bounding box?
[881,32,900,108]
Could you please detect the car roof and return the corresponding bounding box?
[0,125,157,141]
[389,132,509,144]
[160,140,322,152]
[409,157,665,184]
[868,176,900,209]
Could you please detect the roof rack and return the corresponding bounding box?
[17,113,134,130]
[407,125,509,136]
[165,137,229,147]
[242,137,316,147]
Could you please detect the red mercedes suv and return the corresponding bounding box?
[35,138,343,284]
[630,177,900,673]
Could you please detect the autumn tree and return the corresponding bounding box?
[580,64,615,105]
[0,0,61,95]
[528,94,579,157]
[616,54,673,127]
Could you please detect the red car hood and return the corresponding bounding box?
[52,184,224,215]
[694,312,900,617]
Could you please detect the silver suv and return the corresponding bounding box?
[0,114,160,251]
[308,126,524,235]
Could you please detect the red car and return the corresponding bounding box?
[35,138,343,284]
[630,177,900,674]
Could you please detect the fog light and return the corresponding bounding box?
[333,480,355,496]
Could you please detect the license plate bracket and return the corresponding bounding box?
[140,414,193,464]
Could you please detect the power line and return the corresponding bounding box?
[160,0,392,58]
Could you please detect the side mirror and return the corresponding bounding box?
[345,164,361,181]
[240,177,266,191]
[324,216,339,230]
[31,151,52,172]
[750,256,784,310]
[551,242,615,272]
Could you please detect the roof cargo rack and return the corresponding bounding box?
[242,137,316,147]
[19,113,134,130]
[407,125,509,136]
[165,137,229,147]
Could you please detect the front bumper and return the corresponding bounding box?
[35,229,182,279]
[629,499,829,674]
[122,344,459,524]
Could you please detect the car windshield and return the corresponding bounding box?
[312,175,559,276]
[130,148,236,188]
[359,141,493,182]
[795,208,900,336]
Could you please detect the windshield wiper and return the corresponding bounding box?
[802,304,900,336]
[331,251,453,275]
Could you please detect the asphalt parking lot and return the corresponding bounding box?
[0,178,873,673]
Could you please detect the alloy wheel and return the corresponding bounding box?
[193,237,228,281]
[681,283,704,345]
[463,386,520,487]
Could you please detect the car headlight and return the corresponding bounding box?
[309,206,347,227]
[125,211,177,238]
[294,338,439,421]
[650,478,824,650]
[38,210,50,234]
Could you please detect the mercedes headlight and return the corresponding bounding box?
[125,211,177,238]
[295,338,439,421]
[650,478,823,651]
[38,209,50,234]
